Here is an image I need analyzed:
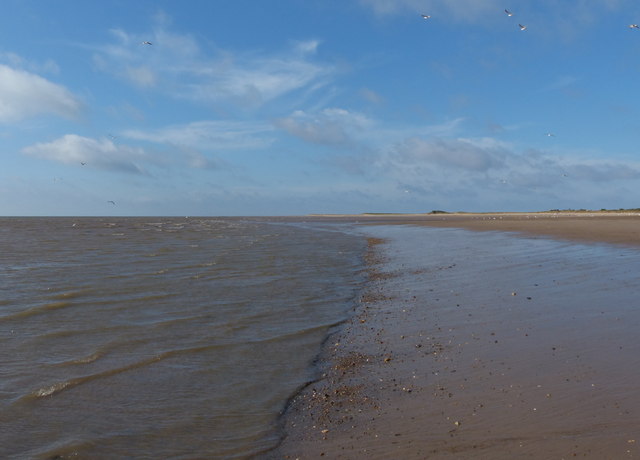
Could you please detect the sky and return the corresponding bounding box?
[2,0,640,216]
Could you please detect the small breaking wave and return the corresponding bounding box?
[19,323,336,404]
[19,356,163,402]
[19,344,218,403]
[33,381,73,398]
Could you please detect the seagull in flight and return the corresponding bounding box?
[519,24,527,31]
[630,24,640,29]
[80,162,86,165]
[505,9,513,16]
[107,200,116,205]
[421,14,431,20]
[546,133,555,137]
[141,41,153,45]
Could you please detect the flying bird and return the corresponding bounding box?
[630,24,640,29]
[107,200,116,205]
[546,133,555,137]
[519,24,527,30]
[80,162,86,165]
[505,9,513,16]
[421,14,431,20]
[141,41,153,45]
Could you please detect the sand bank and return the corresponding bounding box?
[305,211,640,247]
[266,220,640,459]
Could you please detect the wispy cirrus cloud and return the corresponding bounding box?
[187,55,329,107]
[118,120,276,170]
[0,64,83,123]
[541,75,579,92]
[92,22,333,109]
[0,52,60,74]
[122,120,275,151]
[22,135,148,174]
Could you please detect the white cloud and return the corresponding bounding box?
[0,52,60,74]
[188,57,329,107]
[563,160,640,182]
[393,136,508,172]
[419,118,466,137]
[377,135,640,198]
[275,108,373,145]
[123,120,275,151]
[22,135,148,174]
[275,108,468,157]
[294,39,321,55]
[124,66,157,88]
[93,26,333,109]
[0,64,82,123]
[23,128,242,173]
[360,88,384,104]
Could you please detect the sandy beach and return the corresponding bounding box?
[265,213,640,459]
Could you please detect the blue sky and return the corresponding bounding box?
[2,0,640,216]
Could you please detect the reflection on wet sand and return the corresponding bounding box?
[270,218,640,459]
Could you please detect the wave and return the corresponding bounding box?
[51,351,104,367]
[0,301,73,322]
[50,289,93,301]
[19,319,344,404]
[20,355,165,402]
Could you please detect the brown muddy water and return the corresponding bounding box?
[0,217,367,459]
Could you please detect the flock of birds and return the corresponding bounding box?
[421,8,640,31]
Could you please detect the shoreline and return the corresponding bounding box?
[265,217,640,459]
[300,211,640,247]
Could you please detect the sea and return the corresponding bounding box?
[0,217,370,459]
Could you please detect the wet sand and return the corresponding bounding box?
[401,212,640,247]
[265,214,640,459]
[304,211,640,247]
